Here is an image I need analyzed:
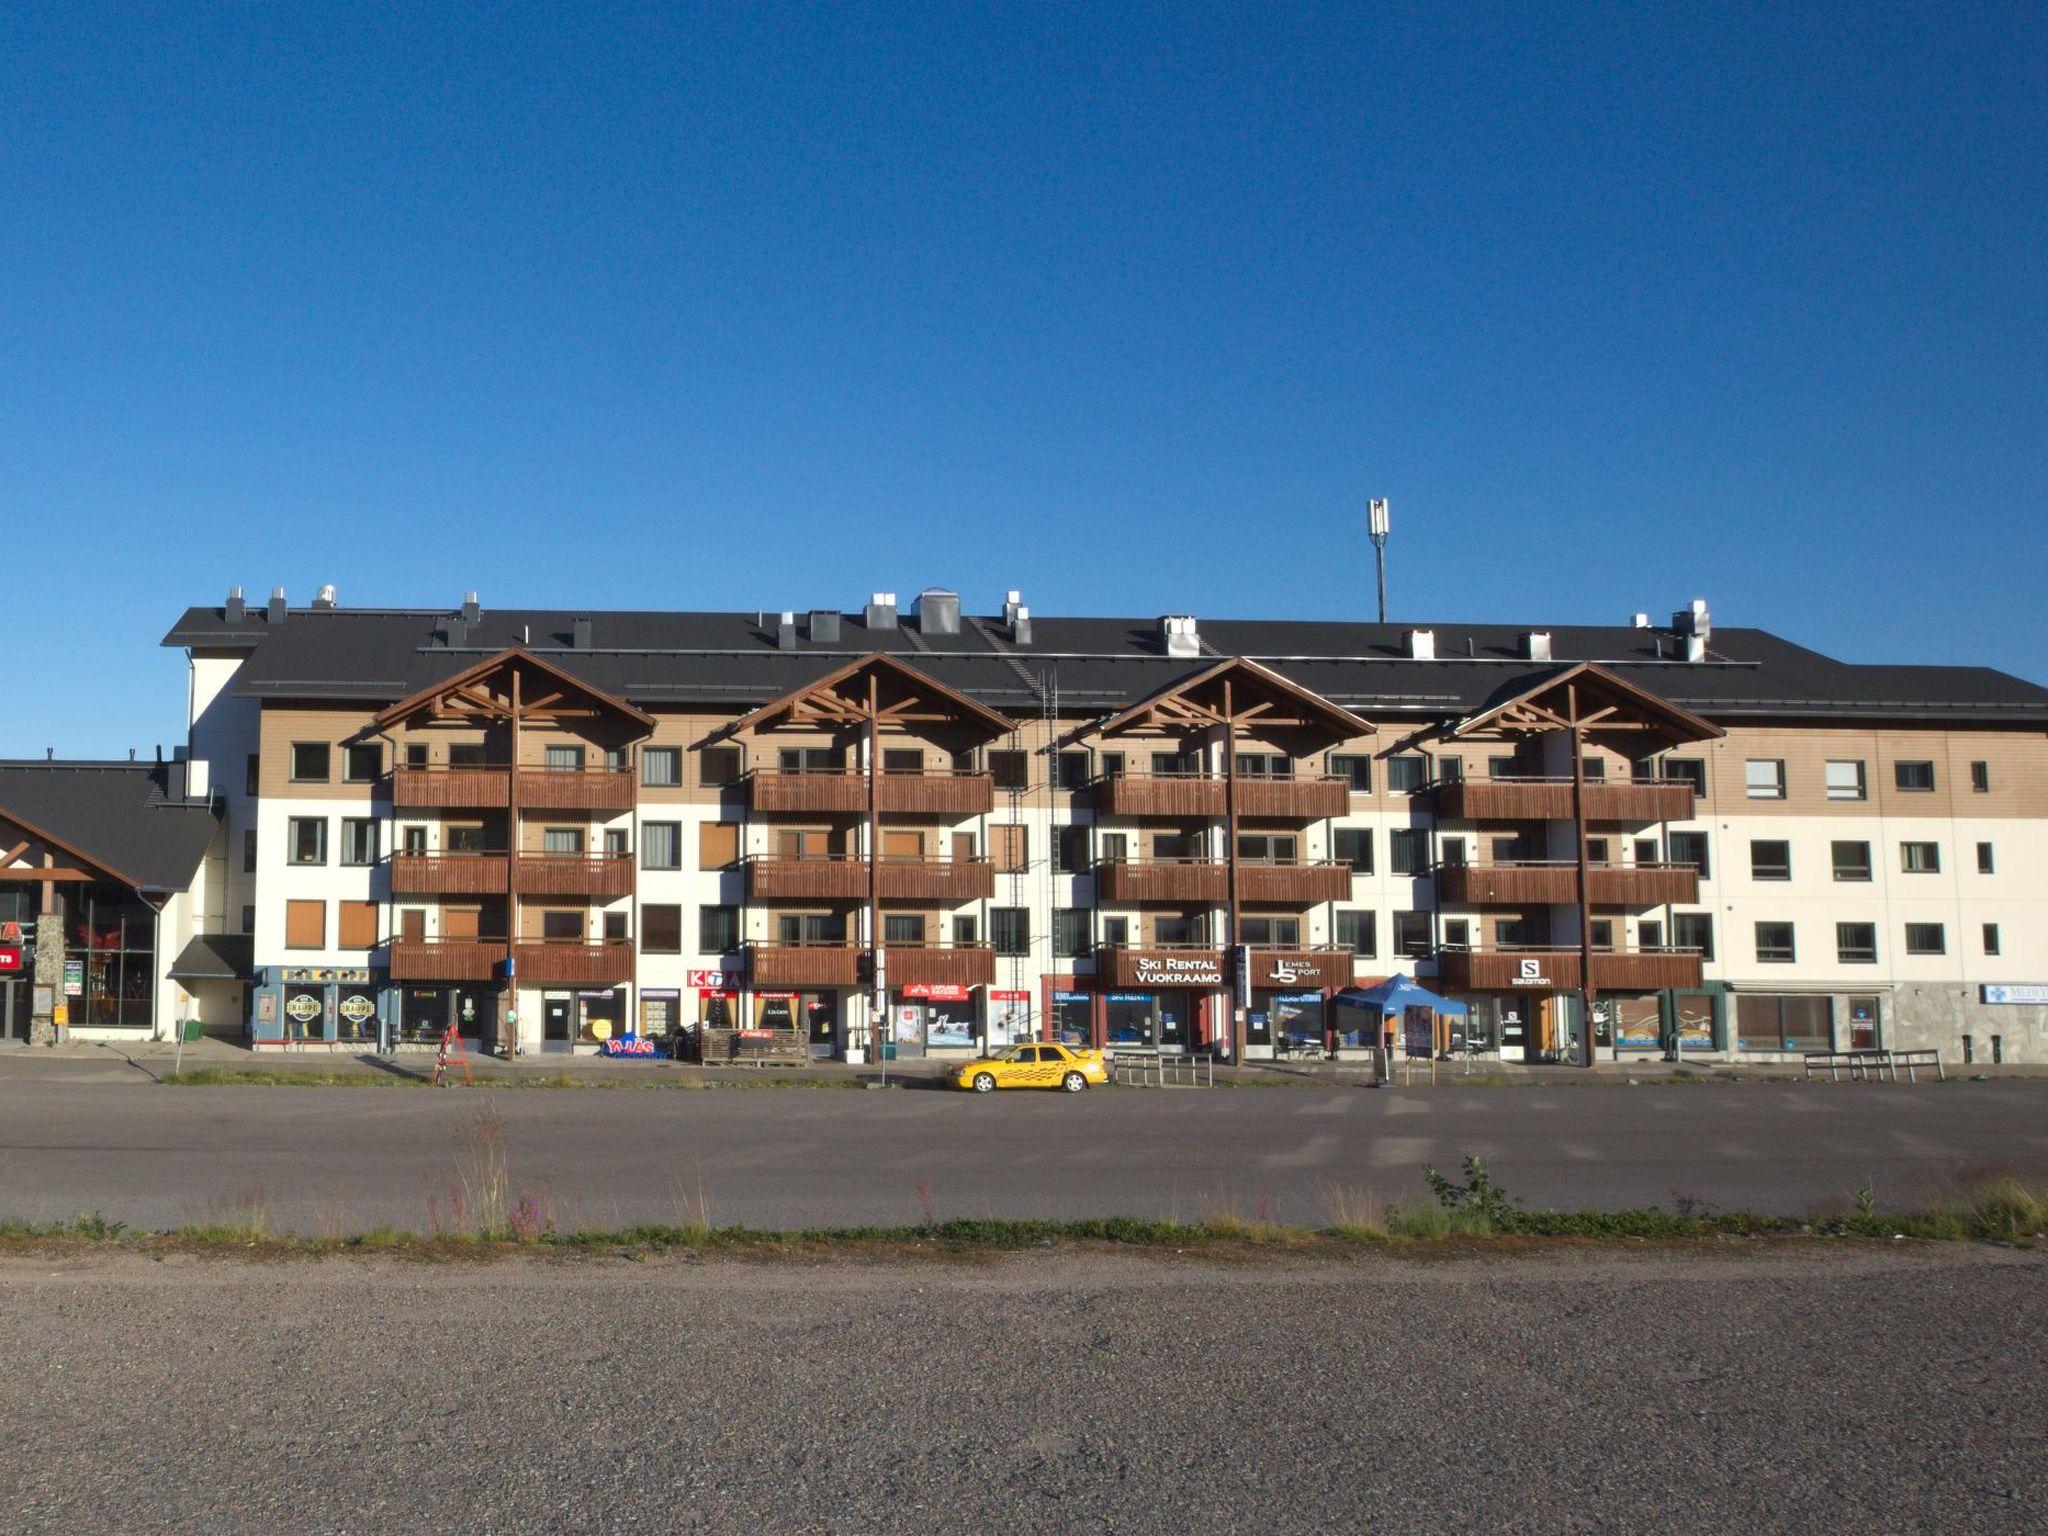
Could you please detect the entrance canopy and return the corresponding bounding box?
[1336,976,1469,1016]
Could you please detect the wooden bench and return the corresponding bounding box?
[700,1026,811,1067]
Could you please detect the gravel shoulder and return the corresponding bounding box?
[3,1244,2042,1534]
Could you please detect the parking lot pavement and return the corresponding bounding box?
[2,1069,2045,1234]
[2,1244,2043,1534]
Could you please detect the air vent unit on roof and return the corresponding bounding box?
[224,586,245,623]
[1521,631,1552,661]
[1405,628,1435,660]
[864,592,898,630]
[1012,605,1032,646]
[1671,598,1711,641]
[313,584,337,610]
[462,590,480,624]
[572,617,593,649]
[1631,612,1651,629]
[777,612,798,651]
[1160,615,1200,659]
[808,609,841,643]
[267,587,287,624]
[1683,633,1707,662]
[915,588,961,636]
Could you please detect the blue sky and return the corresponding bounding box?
[4,3,2043,757]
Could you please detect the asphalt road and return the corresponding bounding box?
[3,1067,2045,1234]
[2,1245,2043,1534]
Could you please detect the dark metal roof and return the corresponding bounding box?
[159,605,2048,725]
[168,933,253,981]
[0,761,219,893]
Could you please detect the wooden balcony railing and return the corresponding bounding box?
[1092,773,1348,820]
[1434,861,1700,907]
[746,768,995,817]
[1094,857,1352,905]
[746,941,997,990]
[391,852,510,895]
[390,938,505,982]
[746,856,994,904]
[390,766,511,809]
[514,767,636,813]
[1435,945,1705,993]
[1431,776,1698,824]
[512,939,635,987]
[515,852,635,900]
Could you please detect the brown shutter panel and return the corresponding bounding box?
[700,821,740,870]
[400,908,426,943]
[337,900,379,950]
[285,900,325,948]
[994,824,1028,872]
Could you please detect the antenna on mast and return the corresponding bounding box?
[1368,498,1391,623]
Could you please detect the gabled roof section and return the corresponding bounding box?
[725,651,1014,739]
[0,761,220,896]
[372,648,655,732]
[1448,661,1723,744]
[1087,657,1375,739]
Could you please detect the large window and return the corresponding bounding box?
[1389,828,1429,876]
[1754,922,1796,963]
[1328,754,1372,792]
[698,905,740,954]
[1894,760,1935,792]
[1392,911,1431,958]
[1736,995,1831,1052]
[1387,756,1427,794]
[641,747,682,787]
[1333,828,1373,873]
[699,746,741,787]
[1749,840,1791,880]
[1744,759,1785,799]
[1335,911,1377,957]
[1836,923,1878,964]
[990,908,1030,956]
[1239,916,1299,946]
[1832,841,1872,881]
[643,904,682,953]
[1904,923,1946,956]
[340,818,379,867]
[1824,760,1866,800]
[67,885,157,1028]
[288,817,327,865]
[290,742,331,782]
[1053,908,1091,957]
[1672,911,1714,961]
[344,744,382,783]
[882,914,925,944]
[641,822,681,870]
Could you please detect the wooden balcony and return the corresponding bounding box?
[515,767,635,813]
[1094,858,1229,904]
[1239,861,1354,905]
[1434,862,1700,907]
[1431,777,1697,824]
[515,852,635,900]
[391,852,509,896]
[390,939,504,982]
[748,857,994,903]
[1092,773,1347,820]
[1436,947,1705,993]
[747,769,995,817]
[390,766,510,809]
[746,942,996,990]
[513,940,635,987]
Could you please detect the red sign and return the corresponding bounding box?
[0,946,19,972]
[0,920,20,943]
[753,991,795,1001]
[687,969,742,989]
[990,989,1030,1002]
[902,983,971,1002]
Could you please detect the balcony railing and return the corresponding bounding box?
[1435,945,1704,992]
[1433,860,1700,907]
[389,763,636,813]
[745,856,995,904]
[390,766,511,809]
[746,767,994,817]
[1092,772,1348,820]
[391,852,511,895]
[515,851,635,899]
[389,850,633,898]
[513,939,636,987]
[1430,776,1697,824]
[390,938,505,982]
[515,766,636,813]
[746,940,997,990]
[1093,857,1352,905]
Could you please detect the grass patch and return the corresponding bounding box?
[161,1067,884,1090]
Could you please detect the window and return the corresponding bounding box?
[448,742,488,768]
[1439,837,1467,867]
[989,751,1028,790]
[340,818,379,867]
[1580,758,1606,782]
[642,747,682,787]
[699,746,741,786]
[240,904,255,935]
[780,747,843,774]
[699,822,740,870]
[1824,760,1866,801]
[698,905,740,954]
[1754,922,1796,963]
[992,824,1028,873]
[1053,826,1089,873]
[245,754,260,795]
[1152,832,1197,860]
[1442,919,1470,949]
[990,908,1030,956]
[1977,842,1995,875]
[1154,915,1202,946]
[1097,752,1124,779]
[541,909,584,941]
[288,817,327,865]
[1904,923,1946,956]
[1387,755,1427,794]
[1983,923,2001,956]
[543,745,585,772]
[1329,754,1372,792]
[1436,757,1463,783]
[1672,912,1714,961]
[643,905,682,953]
[952,915,977,945]
[777,913,842,944]
[285,899,325,949]
[344,744,382,783]
[1488,756,1519,780]
[1239,916,1300,946]
[882,749,924,776]
[1669,831,1710,879]
[1392,911,1431,958]
[1637,920,1663,949]
[542,827,584,854]
[1836,923,1878,964]
[1970,760,1990,793]
[1736,995,1832,1052]
[1053,908,1091,957]
[1899,841,1940,874]
[1236,833,1298,863]
[405,743,428,769]
[1101,915,1130,947]
[1831,841,1872,882]
[1634,838,1659,866]
[602,910,628,941]
[1335,911,1377,956]
[1333,828,1373,873]
[1749,840,1791,881]
[1055,752,1089,791]
[242,829,257,873]
[1583,838,1608,865]
[1588,919,1613,950]
[641,822,681,870]
[1151,751,1200,776]
[1663,758,1706,794]
[338,900,378,950]
[401,825,428,855]
[604,827,629,855]
[1389,828,1429,876]
[883,914,926,944]
[1235,753,1291,778]
[290,742,331,782]
[1894,760,1935,792]
[1744,759,1785,799]
[445,823,486,852]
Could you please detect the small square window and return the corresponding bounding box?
[1904,922,1945,956]
[1894,760,1935,792]
[343,744,382,783]
[290,743,331,783]
[1836,923,1878,964]
[1333,828,1373,873]
[1824,760,1866,800]
[1335,910,1376,956]
[340,818,379,867]
[1831,841,1872,882]
[1744,759,1785,799]
[1387,756,1427,794]
[1328,754,1372,792]
[1392,911,1432,958]
[1976,842,1995,875]
[1754,922,1796,963]
[641,747,682,787]
[699,747,741,787]
[1970,760,1990,793]
[1899,841,1940,874]
[1749,840,1791,880]
[288,817,327,866]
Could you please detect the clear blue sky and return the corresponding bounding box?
[5,3,2043,758]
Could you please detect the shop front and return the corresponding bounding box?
[1103,990,1201,1052]
[1250,989,1326,1053]
[988,989,1032,1049]
[1048,984,1095,1048]
[253,966,397,1049]
[888,983,979,1058]
[395,981,496,1049]
[1592,994,1665,1054]
[755,989,840,1058]
[535,986,626,1051]
[638,988,682,1049]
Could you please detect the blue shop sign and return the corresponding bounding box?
[1053,990,1092,1004]
[1105,992,1153,1004]
[601,1035,659,1058]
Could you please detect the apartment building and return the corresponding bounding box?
[137,586,2048,1063]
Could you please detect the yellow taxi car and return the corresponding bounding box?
[954,1041,1110,1093]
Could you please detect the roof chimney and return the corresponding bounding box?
[1160,615,1200,659]
[224,586,245,623]
[438,616,469,648]
[914,588,960,636]
[1012,605,1032,646]
[313,584,338,610]
[776,611,799,650]
[864,592,898,630]
[462,590,480,624]
[1631,612,1651,629]
[267,587,287,624]
[1683,633,1707,662]
[186,758,210,801]
[1002,589,1023,624]
[1671,598,1711,641]
[572,617,593,650]
[1521,631,1552,662]
[1405,628,1435,660]
[808,609,841,643]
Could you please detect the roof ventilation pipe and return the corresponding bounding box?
[1012,606,1032,646]
[1160,615,1201,659]
[915,588,961,636]
[313,584,338,610]
[1405,628,1435,660]
[808,610,841,643]
[1631,612,1651,629]
[776,611,799,650]
[572,617,593,650]
[1521,631,1552,661]
[864,592,898,630]
[224,586,246,623]
[462,590,481,624]
[267,587,287,624]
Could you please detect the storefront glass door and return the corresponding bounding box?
[542,995,573,1047]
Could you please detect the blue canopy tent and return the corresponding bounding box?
[1333,976,1468,1052]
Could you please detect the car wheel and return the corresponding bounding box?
[972,1072,997,1094]
[1061,1071,1087,1093]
